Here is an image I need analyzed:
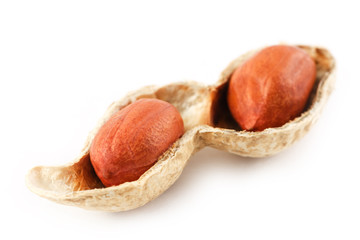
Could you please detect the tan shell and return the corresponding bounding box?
[26,45,336,211]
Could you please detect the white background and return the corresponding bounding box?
[1,1,359,239]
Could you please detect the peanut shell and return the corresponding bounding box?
[26,45,335,211]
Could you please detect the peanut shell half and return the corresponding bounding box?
[26,45,335,211]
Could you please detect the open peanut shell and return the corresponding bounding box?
[26,45,336,211]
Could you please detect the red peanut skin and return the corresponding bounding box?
[90,99,184,187]
[227,45,316,131]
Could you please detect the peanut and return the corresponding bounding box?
[227,45,317,131]
[89,98,184,187]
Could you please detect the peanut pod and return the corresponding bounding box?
[26,45,335,211]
